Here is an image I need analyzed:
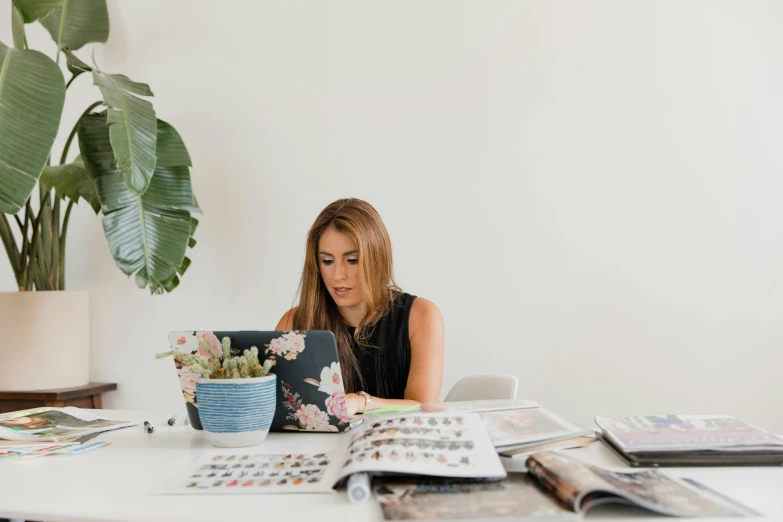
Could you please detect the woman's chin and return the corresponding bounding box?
[331,293,361,308]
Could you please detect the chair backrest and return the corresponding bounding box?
[443,374,519,402]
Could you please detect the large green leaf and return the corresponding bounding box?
[11,0,58,23]
[40,158,100,213]
[63,48,90,81]
[92,64,157,195]
[32,0,109,51]
[0,41,65,214]
[11,3,27,48]
[77,112,197,293]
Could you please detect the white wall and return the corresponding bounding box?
[2,1,782,431]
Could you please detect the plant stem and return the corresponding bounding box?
[60,101,103,165]
[52,198,61,289]
[19,201,31,289]
[0,214,21,287]
[59,201,74,290]
[37,192,53,280]
[25,201,45,291]
[34,243,49,290]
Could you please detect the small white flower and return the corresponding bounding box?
[318,362,343,395]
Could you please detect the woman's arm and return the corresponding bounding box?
[346,297,445,414]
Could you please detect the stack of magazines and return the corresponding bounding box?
[476,405,593,459]
[0,407,136,461]
[595,414,783,467]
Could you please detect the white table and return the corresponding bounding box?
[0,409,781,522]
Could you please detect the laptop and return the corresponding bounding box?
[167,330,362,433]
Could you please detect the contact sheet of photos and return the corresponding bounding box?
[162,413,507,495]
[337,413,506,481]
[162,452,341,494]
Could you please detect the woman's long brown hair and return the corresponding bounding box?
[292,198,400,393]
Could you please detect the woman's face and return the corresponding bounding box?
[1,417,32,427]
[318,227,363,308]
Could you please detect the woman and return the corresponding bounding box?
[276,198,444,416]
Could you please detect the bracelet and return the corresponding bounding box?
[357,391,372,413]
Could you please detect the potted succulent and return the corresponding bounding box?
[0,1,200,390]
[157,336,276,448]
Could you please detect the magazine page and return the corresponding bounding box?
[374,474,577,521]
[595,415,783,452]
[419,399,540,414]
[527,452,758,517]
[480,408,590,448]
[0,407,137,442]
[583,466,758,516]
[498,434,597,459]
[0,441,110,461]
[337,412,506,483]
[159,451,344,494]
[526,452,613,511]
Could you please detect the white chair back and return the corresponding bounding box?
[443,374,518,402]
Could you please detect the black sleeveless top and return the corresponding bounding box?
[347,292,416,399]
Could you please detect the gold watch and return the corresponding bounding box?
[357,391,373,413]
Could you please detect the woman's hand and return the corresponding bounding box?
[345,393,366,416]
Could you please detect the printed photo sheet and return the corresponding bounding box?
[161,452,342,494]
[162,412,506,495]
[337,412,506,482]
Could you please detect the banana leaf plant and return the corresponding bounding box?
[0,0,200,294]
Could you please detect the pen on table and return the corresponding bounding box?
[143,421,154,434]
[167,414,190,426]
[346,472,371,504]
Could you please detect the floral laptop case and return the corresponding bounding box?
[167,330,357,433]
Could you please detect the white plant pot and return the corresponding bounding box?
[0,291,90,391]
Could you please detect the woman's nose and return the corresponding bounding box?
[334,262,347,280]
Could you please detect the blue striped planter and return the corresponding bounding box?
[195,374,276,447]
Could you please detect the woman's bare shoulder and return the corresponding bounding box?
[275,307,298,330]
[409,296,443,333]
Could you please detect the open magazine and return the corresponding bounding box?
[161,412,506,494]
[411,401,592,454]
[0,407,137,443]
[479,408,591,451]
[374,451,759,520]
[595,415,783,466]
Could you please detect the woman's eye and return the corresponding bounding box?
[347,258,359,265]
[321,259,334,266]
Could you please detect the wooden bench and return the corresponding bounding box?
[0,382,117,413]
